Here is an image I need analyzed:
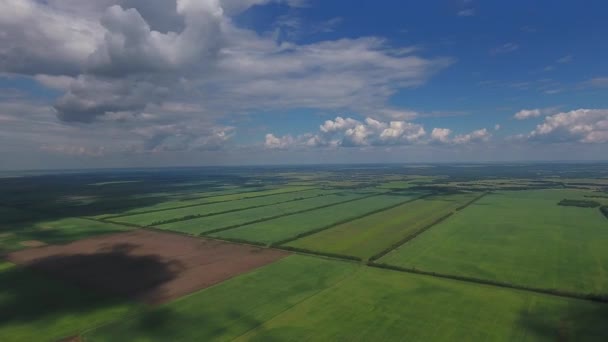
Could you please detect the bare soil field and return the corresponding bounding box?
[6,229,288,304]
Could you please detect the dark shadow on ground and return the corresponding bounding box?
[517,302,608,341]
[9,244,184,302]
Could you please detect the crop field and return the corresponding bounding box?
[285,192,481,260]
[84,256,357,341]
[379,189,608,295]
[210,192,420,246]
[6,230,287,304]
[94,186,316,219]
[0,218,131,253]
[108,188,337,226]
[157,191,379,235]
[3,164,608,341]
[84,256,608,341]
[0,262,134,342]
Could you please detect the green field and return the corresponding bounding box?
[210,192,419,245]
[158,191,376,235]
[110,189,337,226]
[94,186,316,219]
[286,192,480,260]
[84,256,357,342]
[0,218,131,252]
[85,256,608,341]
[0,262,134,342]
[380,190,608,295]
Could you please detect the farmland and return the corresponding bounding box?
[108,188,336,227]
[379,189,608,295]
[210,191,420,246]
[285,192,481,260]
[85,256,608,341]
[0,262,134,342]
[157,190,382,235]
[0,218,131,253]
[2,164,608,341]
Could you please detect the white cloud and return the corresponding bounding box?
[514,109,542,120]
[264,133,295,149]
[494,124,501,131]
[431,128,452,143]
[0,0,455,160]
[264,117,495,149]
[453,128,491,144]
[527,109,608,143]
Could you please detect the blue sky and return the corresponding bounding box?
[0,0,607,169]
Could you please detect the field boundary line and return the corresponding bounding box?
[368,192,489,262]
[100,187,319,220]
[130,190,353,227]
[229,267,361,342]
[271,194,430,247]
[367,262,608,303]
[197,191,395,236]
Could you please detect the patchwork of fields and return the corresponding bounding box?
[378,190,608,296]
[210,192,419,245]
[285,192,481,260]
[2,166,608,341]
[85,256,608,341]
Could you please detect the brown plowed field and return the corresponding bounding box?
[6,229,288,304]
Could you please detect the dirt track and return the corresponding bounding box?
[6,229,288,304]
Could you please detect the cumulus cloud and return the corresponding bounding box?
[1,0,454,156]
[431,128,452,143]
[1,0,453,123]
[453,128,491,144]
[514,109,542,120]
[264,133,294,149]
[527,109,608,143]
[265,117,493,149]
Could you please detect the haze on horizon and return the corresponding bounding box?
[1,0,607,170]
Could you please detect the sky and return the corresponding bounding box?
[0,0,607,170]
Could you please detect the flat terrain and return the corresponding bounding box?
[7,230,287,304]
[0,218,131,253]
[86,256,608,341]
[2,165,608,341]
[158,191,376,235]
[110,188,336,226]
[286,192,480,260]
[95,186,316,219]
[380,190,608,295]
[211,192,418,245]
[85,256,357,342]
[0,262,134,342]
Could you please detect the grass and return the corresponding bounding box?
[94,186,315,219]
[0,218,131,253]
[84,256,357,342]
[0,262,135,342]
[84,257,608,341]
[380,190,608,295]
[285,193,479,260]
[210,192,418,245]
[157,191,375,235]
[111,189,337,226]
[235,266,608,342]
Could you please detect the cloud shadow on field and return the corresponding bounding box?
[516,303,608,340]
